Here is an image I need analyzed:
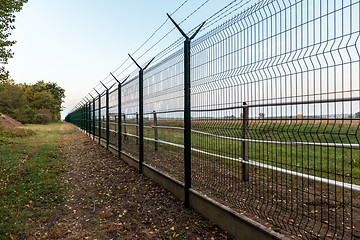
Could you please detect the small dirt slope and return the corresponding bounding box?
[0,113,23,127]
[30,123,233,239]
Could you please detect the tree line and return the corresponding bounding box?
[1,1,66,124]
[0,80,65,123]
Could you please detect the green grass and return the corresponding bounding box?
[117,120,360,185]
[0,123,68,239]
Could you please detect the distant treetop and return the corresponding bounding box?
[0,0,28,81]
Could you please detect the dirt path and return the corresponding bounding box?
[30,123,233,239]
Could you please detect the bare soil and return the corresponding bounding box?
[30,123,233,239]
[0,114,23,128]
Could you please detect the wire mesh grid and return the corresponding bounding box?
[108,88,119,146]
[65,0,360,239]
[121,75,140,159]
[190,0,360,238]
[142,50,185,182]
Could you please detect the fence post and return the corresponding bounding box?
[79,103,83,130]
[83,102,86,131]
[100,81,110,150]
[110,73,130,157]
[83,102,87,132]
[84,102,87,132]
[91,95,96,140]
[242,102,249,182]
[153,111,158,151]
[93,89,101,144]
[78,105,80,129]
[88,100,91,135]
[167,13,205,208]
[85,96,91,136]
[128,54,155,174]
[84,99,88,134]
[136,112,139,145]
[86,102,89,134]
[118,85,121,156]
[98,94,101,144]
[106,89,109,149]
[79,104,82,129]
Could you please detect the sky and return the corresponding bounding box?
[6,0,242,119]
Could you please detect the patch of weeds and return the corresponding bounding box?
[0,125,35,138]
[0,123,66,239]
[173,228,186,239]
[0,126,35,144]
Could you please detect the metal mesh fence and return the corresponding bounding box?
[189,1,360,238]
[142,50,185,181]
[121,75,140,160]
[109,88,119,146]
[65,0,360,239]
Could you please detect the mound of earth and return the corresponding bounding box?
[0,113,23,127]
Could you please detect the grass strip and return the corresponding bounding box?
[0,123,67,239]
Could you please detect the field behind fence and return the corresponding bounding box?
[66,0,360,239]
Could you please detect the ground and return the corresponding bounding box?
[31,123,234,239]
[0,113,23,127]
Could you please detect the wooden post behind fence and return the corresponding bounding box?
[136,112,139,145]
[123,114,127,141]
[153,111,158,151]
[114,115,117,133]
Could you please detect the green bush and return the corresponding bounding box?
[34,114,51,124]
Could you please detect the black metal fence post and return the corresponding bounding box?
[86,102,89,133]
[82,102,86,131]
[88,101,91,135]
[167,13,205,208]
[83,102,87,132]
[99,95,102,144]
[79,105,82,129]
[81,104,84,130]
[128,54,155,174]
[100,81,110,150]
[89,93,96,140]
[78,103,82,129]
[92,97,96,139]
[87,97,92,135]
[110,73,130,157]
[118,86,121,155]
[82,99,87,134]
[106,89,109,149]
[94,88,101,144]
[85,97,91,135]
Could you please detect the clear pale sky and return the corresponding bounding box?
[6,0,239,119]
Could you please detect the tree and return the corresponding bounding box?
[0,0,28,80]
[24,81,65,122]
[0,67,10,82]
[0,81,28,121]
[0,80,65,124]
